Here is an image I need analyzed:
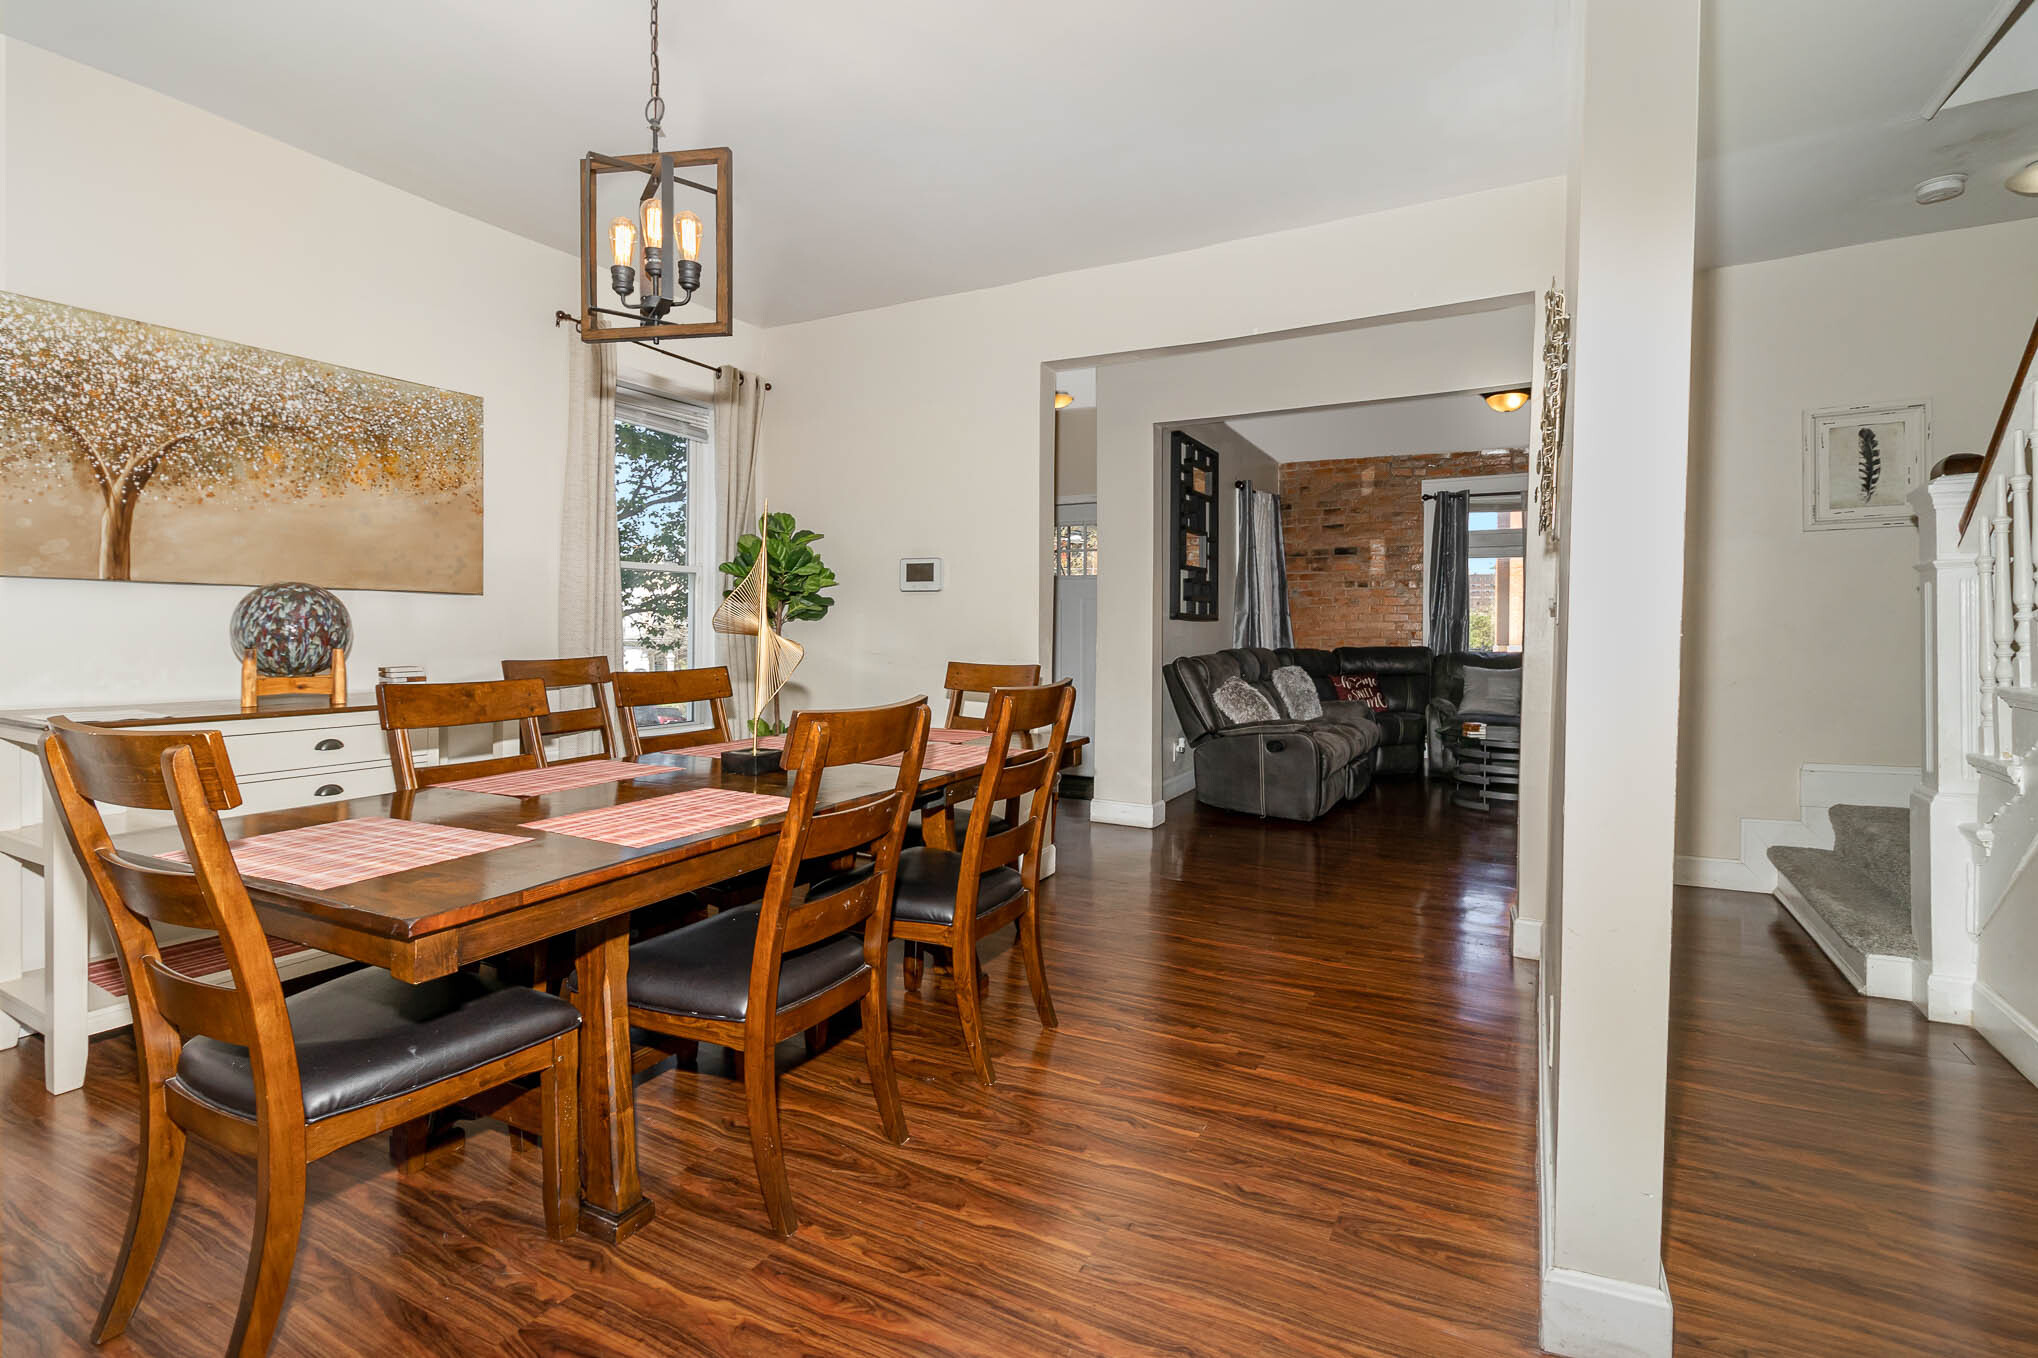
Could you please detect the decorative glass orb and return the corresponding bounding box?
[229,583,352,677]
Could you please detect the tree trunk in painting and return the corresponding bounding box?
[97,480,138,581]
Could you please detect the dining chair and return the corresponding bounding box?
[618,696,929,1237]
[909,660,1043,849]
[377,677,550,791]
[613,666,735,755]
[889,680,1074,1085]
[501,656,622,763]
[42,718,581,1358]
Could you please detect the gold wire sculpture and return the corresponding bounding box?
[712,506,804,753]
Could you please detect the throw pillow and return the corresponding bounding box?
[1212,676,1282,726]
[1270,666,1323,721]
[1461,666,1523,717]
[1329,673,1389,712]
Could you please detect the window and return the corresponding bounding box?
[615,388,714,728]
[1465,490,1527,654]
[1054,522,1099,576]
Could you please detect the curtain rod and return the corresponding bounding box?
[551,311,771,389]
[1422,490,1519,502]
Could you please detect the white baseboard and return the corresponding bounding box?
[1540,1264,1674,1358]
[1162,767,1197,801]
[1512,915,1542,960]
[1675,764,1920,895]
[1974,980,2038,1089]
[1924,970,1974,1025]
[1088,798,1165,829]
[1672,854,1760,891]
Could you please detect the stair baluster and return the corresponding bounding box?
[1994,480,2016,752]
[1979,518,1999,757]
[2013,431,2034,689]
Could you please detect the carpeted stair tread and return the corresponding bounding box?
[1826,804,1910,903]
[1767,844,1917,958]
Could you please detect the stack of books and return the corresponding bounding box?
[378,665,428,685]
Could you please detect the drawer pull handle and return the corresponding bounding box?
[313,784,344,798]
[313,738,344,751]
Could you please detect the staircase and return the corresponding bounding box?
[1768,805,1917,999]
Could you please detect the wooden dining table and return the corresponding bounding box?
[114,737,1082,1243]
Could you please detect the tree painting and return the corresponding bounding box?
[0,292,482,591]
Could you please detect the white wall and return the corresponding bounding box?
[1678,216,2038,861]
[0,41,762,709]
[1055,407,1098,500]
[756,180,1566,812]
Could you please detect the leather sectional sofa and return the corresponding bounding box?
[1162,645,1523,820]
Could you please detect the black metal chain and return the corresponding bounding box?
[644,0,665,151]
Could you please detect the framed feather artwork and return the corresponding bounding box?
[1803,401,1928,531]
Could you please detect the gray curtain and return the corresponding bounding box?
[713,365,767,724]
[558,339,622,664]
[1427,490,1469,655]
[1232,480,1295,649]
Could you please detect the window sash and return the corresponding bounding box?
[615,388,716,731]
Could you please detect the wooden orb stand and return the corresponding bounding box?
[240,647,347,710]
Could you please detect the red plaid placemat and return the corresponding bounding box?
[667,735,788,759]
[926,728,992,745]
[440,759,681,798]
[161,817,529,890]
[872,741,993,773]
[87,933,311,997]
[522,788,790,849]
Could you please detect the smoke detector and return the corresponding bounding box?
[1915,173,1968,205]
[2009,160,2038,197]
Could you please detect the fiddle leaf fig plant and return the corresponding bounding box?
[719,511,837,628]
[719,511,836,736]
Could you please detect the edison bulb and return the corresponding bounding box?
[640,196,665,250]
[608,217,637,268]
[676,210,703,262]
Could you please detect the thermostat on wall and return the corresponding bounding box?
[899,557,944,591]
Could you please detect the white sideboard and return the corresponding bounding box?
[0,697,405,1094]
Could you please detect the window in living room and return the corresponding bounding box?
[1466,490,1526,654]
[615,387,715,727]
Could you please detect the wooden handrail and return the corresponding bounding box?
[1960,312,2038,536]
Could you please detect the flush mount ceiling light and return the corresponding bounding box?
[570,0,733,344]
[1482,388,1531,413]
[2009,160,2038,197]
[1054,391,1074,409]
[1915,173,1968,205]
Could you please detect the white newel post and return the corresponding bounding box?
[1912,473,1980,1024]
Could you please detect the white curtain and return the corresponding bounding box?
[713,365,767,722]
[1232,480,1295,649]
[558,339,622,664]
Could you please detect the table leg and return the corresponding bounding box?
[571,916,654,1242]
[42,804,89,1094]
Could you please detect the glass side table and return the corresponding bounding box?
[1453,719,1521,813]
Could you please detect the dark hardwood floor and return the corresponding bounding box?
[3,780,2036,1355]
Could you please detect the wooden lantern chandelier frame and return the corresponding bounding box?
[575,145,733,344]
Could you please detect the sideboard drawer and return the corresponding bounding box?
[235,763,397,814]
[223,723,385,777]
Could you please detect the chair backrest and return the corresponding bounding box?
[613,666,735,755]
[954,681,1076,889]
[377,678,550,791]
[942,661,1041,730]
[501,656,620,762]
[41,718,304,1120]
[747,697,930,1019]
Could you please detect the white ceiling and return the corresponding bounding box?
[1226,391,1532,464]
[1699,0,2038,264]
[5,2,2034,324]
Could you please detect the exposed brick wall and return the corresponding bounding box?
[1278,450,1529,648]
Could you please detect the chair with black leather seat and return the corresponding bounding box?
[889,680,1074,1086]
[502,655,623,763]
[620,696,930,1237]
[42,718,580,1358]
[377,677,551,791]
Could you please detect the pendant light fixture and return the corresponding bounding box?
[571,0,733,343]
